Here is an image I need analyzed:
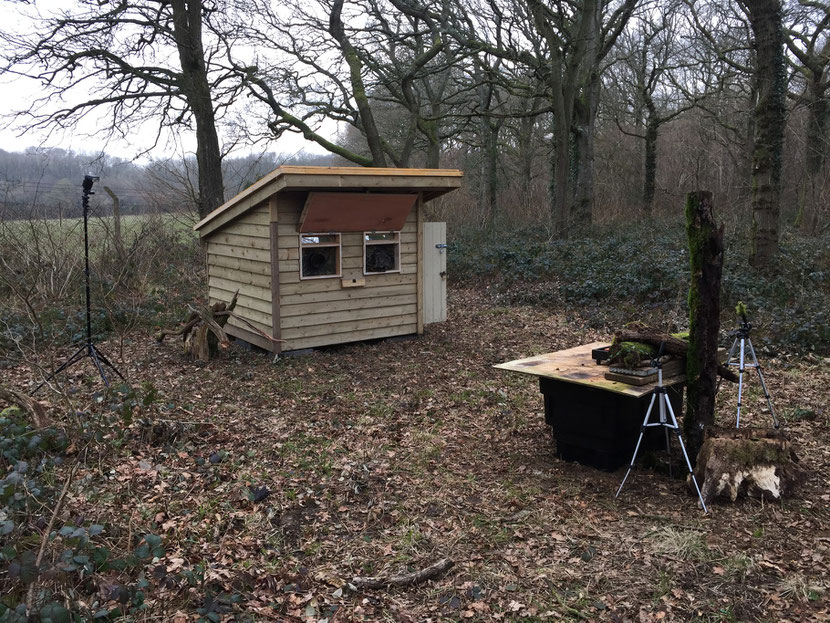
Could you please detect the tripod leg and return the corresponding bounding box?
[665,399,708,513]
[92,346,127,382]
[660,393,673,477]
[736,338,746,427]
[87,345,111,388]
[616,394,656,498]
[746,339,780,429]
[30,345,88,395]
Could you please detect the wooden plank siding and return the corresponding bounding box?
[204,205,273,344]
[276,191,420,351]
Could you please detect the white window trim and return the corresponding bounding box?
[299,232,342,280]
[363,231,401,275]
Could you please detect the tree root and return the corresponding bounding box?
[0,387,48,428]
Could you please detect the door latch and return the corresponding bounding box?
[435,243,448,254]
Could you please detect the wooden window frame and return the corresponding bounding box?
[363,231,401,275]
[299,232,342,280]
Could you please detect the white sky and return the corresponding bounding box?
[0,2,335,163]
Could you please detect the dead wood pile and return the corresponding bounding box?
[155,292,238,362]
[612,323,738,382]
[691,427,806,504]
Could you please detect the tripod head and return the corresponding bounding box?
[82,174,100,195]
[650,341,666,370]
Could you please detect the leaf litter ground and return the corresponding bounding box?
[4,287,829,622]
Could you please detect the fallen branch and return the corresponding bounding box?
[614,325,738,383]
[0,386,48,428]
[351,558,454,590]
[26,460,79,613]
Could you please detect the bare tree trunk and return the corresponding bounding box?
[798,83,828,234]
[684,191,724,460]
[171,0,225,218]
[571,77,600,228]
[329,0,387,167]
[745,0,786,269]
[643,105,659,214]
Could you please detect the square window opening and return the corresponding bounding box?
[300,232,341,279]
[364,231,400,274]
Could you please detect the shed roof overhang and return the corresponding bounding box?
[194,166,463,238]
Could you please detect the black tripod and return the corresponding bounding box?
[31,175,126,394]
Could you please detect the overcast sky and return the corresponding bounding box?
[0,2,333,163]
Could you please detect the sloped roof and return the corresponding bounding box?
[194,166,463,237]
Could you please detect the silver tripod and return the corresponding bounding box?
[720,317,779,429]
[616,344,708,513]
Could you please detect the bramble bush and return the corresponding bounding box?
[448,220,830,354]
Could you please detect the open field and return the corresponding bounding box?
[2,287,828,621]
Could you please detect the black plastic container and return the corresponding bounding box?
[539,377,685,471]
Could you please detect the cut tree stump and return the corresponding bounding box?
[156,292,238,362]
[691,426,806,504]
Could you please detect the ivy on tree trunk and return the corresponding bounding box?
[684,190,724,460]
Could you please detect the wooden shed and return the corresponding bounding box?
[193,166,463,354]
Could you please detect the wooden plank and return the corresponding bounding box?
[207,264,272,288]
[206,242,271,263]
[197,196,272,237]
[226,314,272,334]
[210,232,270,251]
[209,275,272,302]
[281,293,417,318]
[280,303,417,329]
[210,286,273,315]
[281,313,417,340]
[226,323,275,352]
[283,322,418,351]
[214,222,270,238]
[280,283,414,306]
[207,253,271,277]
[416,195,424,335]
[279,272,416,294]
[493,342,687,398]
[270,220,281,354]
[299,192,417,233]
[278,231,418,249]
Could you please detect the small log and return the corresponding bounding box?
[0,387,48,428]
[351,558,454,590]
[691,426,806,504]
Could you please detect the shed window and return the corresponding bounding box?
[364,231,400,274]
[300,233,341,279]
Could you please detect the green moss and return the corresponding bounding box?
[608,339,656,368]
[671,331,689,341]
[736,301,747,317]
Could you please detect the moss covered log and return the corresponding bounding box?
[684,191,724,460]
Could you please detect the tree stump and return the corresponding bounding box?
[156,292,238,362]
[684,191,724,459]
[691,427,806,504]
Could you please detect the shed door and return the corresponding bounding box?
[423,222,447,324]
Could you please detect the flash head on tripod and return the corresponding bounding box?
[82,174,100,194]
